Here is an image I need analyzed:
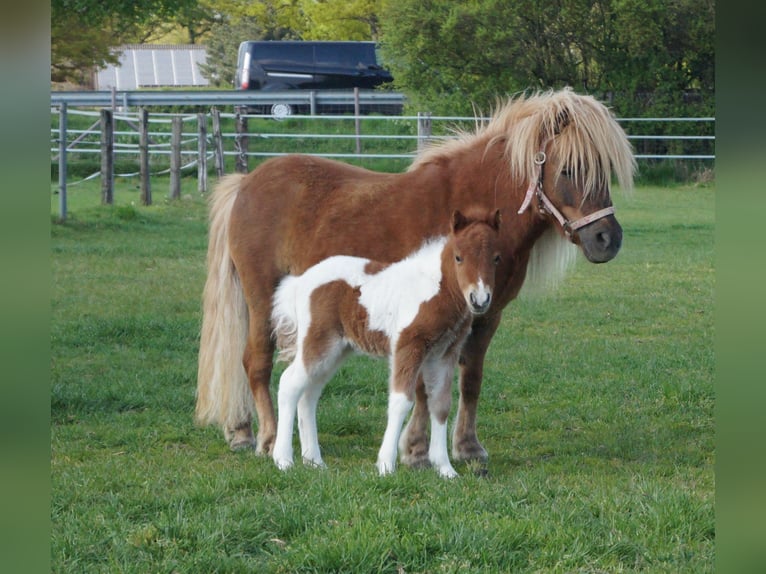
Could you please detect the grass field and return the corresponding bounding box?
[51,177,714,572]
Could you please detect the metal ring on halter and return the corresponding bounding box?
[533,151,546,165]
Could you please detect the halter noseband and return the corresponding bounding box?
[517,146,615,239]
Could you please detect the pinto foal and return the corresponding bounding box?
[270,209,502,477]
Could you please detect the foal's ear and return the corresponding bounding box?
[451,210,469,233]
[491,209,502,231]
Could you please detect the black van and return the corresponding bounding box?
[235,41,394,115]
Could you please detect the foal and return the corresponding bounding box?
[270,209,502,477]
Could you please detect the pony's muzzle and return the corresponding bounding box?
[468,289,492,314]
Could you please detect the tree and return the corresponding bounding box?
[377,0,714,116]
[51,0,199,84]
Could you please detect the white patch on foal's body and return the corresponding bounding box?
[358,239,445,345]
[271,237,456,476]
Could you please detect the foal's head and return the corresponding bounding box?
[448,209,502,315]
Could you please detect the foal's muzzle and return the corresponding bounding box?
[469,289,492,314]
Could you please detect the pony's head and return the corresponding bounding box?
[448,209,502,315]
[494,88,636,263]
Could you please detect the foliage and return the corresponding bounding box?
[50,182,714,571]
[377,0,714,117]
[50,0,200,84]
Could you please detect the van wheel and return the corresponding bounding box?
[270,103,293,119]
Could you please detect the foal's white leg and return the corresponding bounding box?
[429,413,458,479]
[296,344,348,468]
[377,392,414,476]
[273,362,310,470]
[297,381,327,468]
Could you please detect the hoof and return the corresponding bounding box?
[452,438,488,464]
[226,424,257,451]
[229,437,257,452]
[377,460,396,476]
[255,434,276,457]
[436,465,458,479]
[399,435,431,468]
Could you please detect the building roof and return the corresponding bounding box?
[95,45,209,90]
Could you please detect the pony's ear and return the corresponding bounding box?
[452,210,469,233]
[491,209,502,231]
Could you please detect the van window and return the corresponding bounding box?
[314,43,377,70]
[255,43,314,71]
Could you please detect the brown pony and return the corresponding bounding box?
[269,209,502,478]
[196,88,635,467]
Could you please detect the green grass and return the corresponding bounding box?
[51,180,714,572]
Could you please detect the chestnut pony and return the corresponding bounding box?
[196,88,635,466]
[270,209,501,478]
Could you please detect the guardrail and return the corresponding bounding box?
[50,89,405,116]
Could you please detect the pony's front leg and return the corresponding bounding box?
[398,378,431,468]
[377,392,414,475]
[424,365,457,479]
[272,362,309,470]
[452,312,502,463]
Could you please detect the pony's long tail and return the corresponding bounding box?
[195,174,254,433]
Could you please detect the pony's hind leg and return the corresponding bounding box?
[297,345,349,468]
[273,361,310,470]
[243,314,278,455]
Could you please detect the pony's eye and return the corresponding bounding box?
[493,254,501,265]
[561,169,573,178]
[455,255,463,264]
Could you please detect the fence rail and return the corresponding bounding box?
[50,89,405,112]
[50,93,715,221]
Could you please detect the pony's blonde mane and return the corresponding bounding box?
[411,88,636,200]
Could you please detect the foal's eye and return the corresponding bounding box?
[561,169,573,178]
[455,255,463,264]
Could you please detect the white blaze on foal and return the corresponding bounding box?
[270,209,502,477]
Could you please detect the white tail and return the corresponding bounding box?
[195,174,254,432]
[270,275,300,364]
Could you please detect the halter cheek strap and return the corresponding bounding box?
[516,148,615,238]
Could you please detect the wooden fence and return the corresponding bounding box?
[51,106,715,221]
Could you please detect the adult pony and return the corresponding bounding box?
[270,209,502,478]
[196,88,635,466]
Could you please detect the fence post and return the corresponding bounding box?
[354,87,362,155]
[139,107,152,206]
[309,91,317,115]
[235,107,249,174]
[211,107,224,178]
[417,112,432,151]
[58,103,68,221]
[100,109,114,205]
[169,116,182,199]
[197,112,208,193]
